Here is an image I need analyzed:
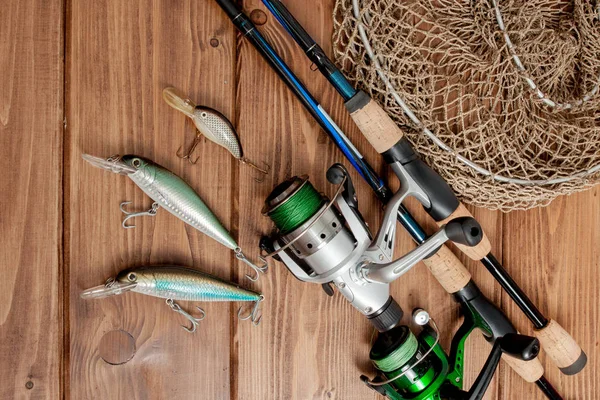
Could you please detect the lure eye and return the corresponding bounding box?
[127,272,137,282]
[132,159,141,168]
[200,112,208,119]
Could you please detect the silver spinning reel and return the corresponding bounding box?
[261,163,484,332]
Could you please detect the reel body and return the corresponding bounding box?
[364,310,540,400]
[261,164,484,331]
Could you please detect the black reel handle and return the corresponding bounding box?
[446,333,540,400]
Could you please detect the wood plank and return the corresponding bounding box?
[67,1,236,398]
[502,187,600,399]
[0,0,64,398]
[0,0,64,399]
[233,0,503,398]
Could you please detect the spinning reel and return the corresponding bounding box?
[260,164,541,399]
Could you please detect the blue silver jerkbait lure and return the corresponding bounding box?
[81,265,264,333]
[82,153,267,281]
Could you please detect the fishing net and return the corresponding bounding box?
[332,0,600,210]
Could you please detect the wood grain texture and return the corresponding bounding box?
[0,0,64,398]
[1,0,598,399]
[67,1,236,398]
[502,188,600,399]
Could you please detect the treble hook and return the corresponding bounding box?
[237,295,264,326]
[239,158,270,183]
[235,248,268,281]
[120,201,160,229]
[166,298,206,333]
[176,131,203,164]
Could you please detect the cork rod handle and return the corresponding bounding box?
[501,353,545,383]
[534,319,587,375]
[422,246,548,383]
[347,94,404,153]
[422,245,471,294]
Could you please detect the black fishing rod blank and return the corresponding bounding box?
[260,0,586,377]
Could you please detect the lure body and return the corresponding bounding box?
[163,87,242,159]
[82,153,267,280]
[127,156,237,249]
[81,265,264,331]
[189,106,242,159]
[83,154,237,249]
[117,266,260,302]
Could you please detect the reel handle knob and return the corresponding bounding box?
[498,333,540,361]
[444,217,483,247]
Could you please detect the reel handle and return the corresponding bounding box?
[421,248,548,384]
[466,334,540,400]
[326,163,358,209]
[435,203,491,261]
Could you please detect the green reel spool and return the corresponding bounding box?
[370,326,442,398]
[366,324,467,400]
[263,175,325,234]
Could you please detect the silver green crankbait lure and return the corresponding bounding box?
[162,87,269,180]
[82,153,267,281]
[81,265,264,333]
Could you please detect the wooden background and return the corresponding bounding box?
[0,0,598,399]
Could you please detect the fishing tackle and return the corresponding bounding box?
[260,165,560,400]
[215,1,561,395]
[81,265,264,332]
[82,153,267,281]
[162,87,270,181]
[363,309,540,400]
[235,0,583,378]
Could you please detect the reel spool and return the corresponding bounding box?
[262,175,361,277]
[365,311,449,400]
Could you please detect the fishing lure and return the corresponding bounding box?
[82,153,267,281]
[162,87,269,180]
[81,265,264,332]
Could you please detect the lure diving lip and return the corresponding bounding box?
[81,265,264,333]
[82,153,268,281]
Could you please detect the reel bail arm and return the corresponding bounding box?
[363,217,483,284]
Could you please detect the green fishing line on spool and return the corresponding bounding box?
[373,329,419,372]
[269,181,325,234]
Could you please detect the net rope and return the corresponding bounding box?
[333,0,600,210]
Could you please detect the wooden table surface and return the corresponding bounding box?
[1,0,598,399]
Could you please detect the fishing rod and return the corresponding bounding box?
[260,0,586,377]
[213,1,561,398]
